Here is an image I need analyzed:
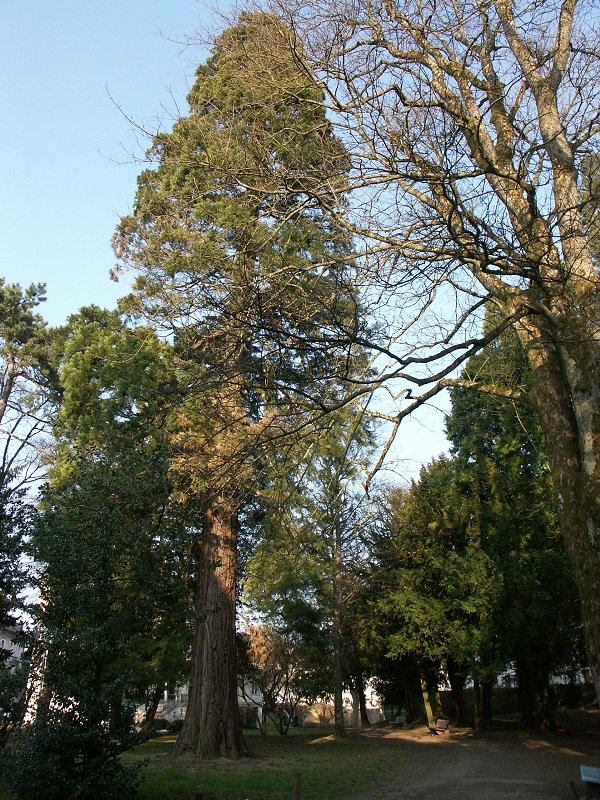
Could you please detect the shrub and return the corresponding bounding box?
[0,703,144,800]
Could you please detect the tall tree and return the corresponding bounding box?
[2,307,184,799]
[244,404,375,736]
[361,461,498,727]
[16,307,190,796]
[0,279,52,626]
[447,324,583,726]
[362,325,582,728]
[113,14,364,758]
[267,0,600,702]
[49,306,190,702]
[299,410,375,737]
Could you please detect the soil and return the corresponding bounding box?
[351,711,600,800]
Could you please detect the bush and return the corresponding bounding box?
[0,704,145,800]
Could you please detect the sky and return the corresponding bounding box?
[1,0,223,325]
[0,0,449,480]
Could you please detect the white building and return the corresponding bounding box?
[0,623,24,669]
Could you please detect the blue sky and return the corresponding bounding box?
[1,0,228,326]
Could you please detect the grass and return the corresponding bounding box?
[122,727,406,800]
[0,727,406,800]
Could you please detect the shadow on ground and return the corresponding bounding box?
[349,711,600,800]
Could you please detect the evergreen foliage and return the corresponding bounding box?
[360,323,583,726]
[5,309,190,794]
[3,700,143,800]
[112,13,369,758]
[0,279,51,750]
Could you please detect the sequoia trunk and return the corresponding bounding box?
[175,499,248,758]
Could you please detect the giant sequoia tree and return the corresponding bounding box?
[114,14,365,758]
[266,0,600,701]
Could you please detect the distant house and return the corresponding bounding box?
[136,681,264,728]
[300,684,384,727]
[0,623,24,669]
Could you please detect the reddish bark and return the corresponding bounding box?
[175,499,248,759]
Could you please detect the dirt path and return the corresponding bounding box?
[352,723,600,800]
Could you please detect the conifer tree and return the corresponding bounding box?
[113,14,365,758]
[361,323,582,728]
[7,308,189,799]
[446,324,582,727]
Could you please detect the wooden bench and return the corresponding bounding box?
[389,715,406,726]
[434,718,449,733]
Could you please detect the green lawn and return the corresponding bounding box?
[123,728,405,800]
[0,727,406,800]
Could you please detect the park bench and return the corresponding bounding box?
[390,715,406,726]
[581,765,600,794]
[571,766,600,800]
[430,718,449,735]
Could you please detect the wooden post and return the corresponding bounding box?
[293,772,301,800]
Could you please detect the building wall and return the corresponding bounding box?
[0,624,24,668]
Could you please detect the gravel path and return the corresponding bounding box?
[352,723,600,800]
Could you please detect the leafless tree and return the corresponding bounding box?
[250,0,600,702]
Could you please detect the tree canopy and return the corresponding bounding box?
[360,323,583,727]
[112,12,371,759]
[263,0,600,702]
[4,4,600,785]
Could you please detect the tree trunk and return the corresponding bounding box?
[434,688,444,720]
[446,658,466,726]
[140,684,164,734]
[405,681,418,722]
[473,679,482,732]
[175,499,248,758]
[357,672,371,727]
[332,604,346,736]
[332,520,346,738]
[482,681,493,724]
[418,663,436,728]
[350,689,359,728]
[350,674,371,727]
[536,681,556,732]
[515,660,536,727]
[516,310,600,707]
